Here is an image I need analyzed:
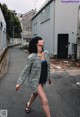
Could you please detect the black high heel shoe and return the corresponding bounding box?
[25,102,31,113]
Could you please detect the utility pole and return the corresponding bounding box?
[33,0,38,10]
[12,26,17,45]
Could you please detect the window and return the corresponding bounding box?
[41,9,45,22]
[45,5,50,20]
[41,5,50,23]
[33,22,37,35]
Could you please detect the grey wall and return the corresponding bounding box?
[0,8,7,51]
[55,0,79,55]
[32,0,79,56]
[32,1,54,55]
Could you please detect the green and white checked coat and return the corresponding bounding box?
[17,50,50,92]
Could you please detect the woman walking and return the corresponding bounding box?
[16,36,51,117]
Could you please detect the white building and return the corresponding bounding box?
[32,0,79,59]
[0,8,7,51]
[77,5,80,60]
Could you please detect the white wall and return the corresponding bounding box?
[0,8,7,51]
[77,6,80,59]
[0,29,2,50]
[32,1,54,55]
[32,0,79,56]
[55,0,79,55]
[9,38,21,45]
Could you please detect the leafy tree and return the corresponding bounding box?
[0,3,22,40]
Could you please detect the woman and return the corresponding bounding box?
[16,36,51,117]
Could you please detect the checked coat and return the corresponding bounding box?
[17,50,50,92]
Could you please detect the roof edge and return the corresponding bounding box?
[32,0,54,20]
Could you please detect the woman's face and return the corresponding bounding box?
[37,40,44,53]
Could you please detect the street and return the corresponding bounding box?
[0,47,80,117]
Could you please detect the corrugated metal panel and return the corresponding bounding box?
[0,8,7,51]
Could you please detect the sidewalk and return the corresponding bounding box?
[50,59,80,87]
[50,59,80,73]
[0,47,80,117]
[51,59,80,71]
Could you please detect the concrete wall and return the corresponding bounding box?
[77,6,80,60]
[32,0,79,57]
[32,1,54,55]
[21,10,36,40]
[9,38,21,45]
[77,39,80,59]
[55,0,79,56]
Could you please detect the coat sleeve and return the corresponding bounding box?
[17,54,34,85]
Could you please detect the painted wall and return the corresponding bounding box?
[0,8,7,51]
[77,6,80,59]
[32,0,79,57]
[32,1,54,55]
[55,0,79,56]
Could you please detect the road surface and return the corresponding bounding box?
[0,47,80,117]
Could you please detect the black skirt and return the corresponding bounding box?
[39,60,48,84]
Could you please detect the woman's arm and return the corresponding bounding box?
[17,54,34,85]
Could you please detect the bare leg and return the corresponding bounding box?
[37,84,51,117]
[26,92,38,108]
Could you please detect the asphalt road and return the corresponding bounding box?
[0,47,80,117]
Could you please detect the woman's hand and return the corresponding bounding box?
[16,84,21,91]
[48,79,51,84]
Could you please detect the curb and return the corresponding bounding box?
[51,69,80,76]
[0,49,10,78]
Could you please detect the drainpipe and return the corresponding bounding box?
[78,5,80,60]
[76,5,80,60]
[1,23,3,50]
[53,0,55,58]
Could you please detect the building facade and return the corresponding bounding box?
[77,5,80,60]
[18,10,36,45]
[32,0,79,59]
[0,8,7,51]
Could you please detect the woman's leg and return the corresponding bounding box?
[26,92,38,108]
[37,84,51,117]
